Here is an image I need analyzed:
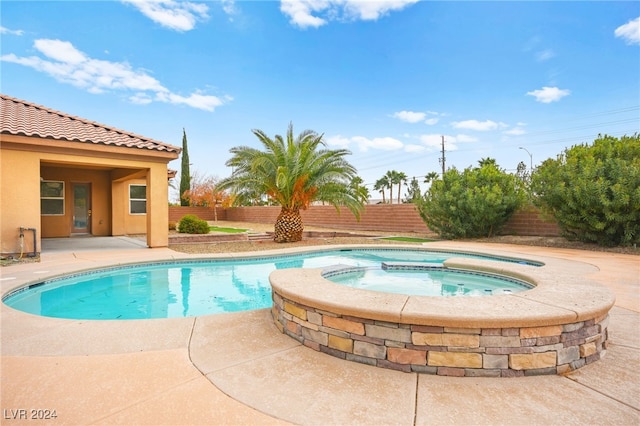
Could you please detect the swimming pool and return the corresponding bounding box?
[3,248,539,320]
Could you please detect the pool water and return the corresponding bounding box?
[326,268,531,297]
[3,249,537,320]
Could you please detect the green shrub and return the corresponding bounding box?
[416,164,525,239]
[531,134,640,246]
[177,215,210,234]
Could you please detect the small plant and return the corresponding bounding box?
[177,215,210,234]
[168,221,177,231]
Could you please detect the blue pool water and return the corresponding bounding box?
[3,248,538,320]
[326,268,531,297]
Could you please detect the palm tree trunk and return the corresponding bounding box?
[274,207,304,242]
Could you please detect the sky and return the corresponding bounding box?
[2,0,639,202]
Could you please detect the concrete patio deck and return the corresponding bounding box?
[1,238,638,425]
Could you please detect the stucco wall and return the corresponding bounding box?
[1,149,41,255]
[1,140,173,255]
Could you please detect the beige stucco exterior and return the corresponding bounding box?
[1,134,178,256]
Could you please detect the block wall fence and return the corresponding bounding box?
[168,204,561,237]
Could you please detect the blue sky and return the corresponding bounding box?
[2,1,639,202]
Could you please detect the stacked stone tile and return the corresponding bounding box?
[272,293,609,377]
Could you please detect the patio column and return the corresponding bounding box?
[146,164,169,248]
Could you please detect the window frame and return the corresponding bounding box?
[129,184,147,215]
[40,180,65,216]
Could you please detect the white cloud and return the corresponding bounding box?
[455,134,478,143]
[392,110,442,125]
[343,0,420,20]
[0,26,24,36]
[615,16,640,45]
[122,0,209,32]
[404,144,425,153]
[325,135,352,148]
[1,39,227,112]
[451,119,503,131]
[352,136,404,151]
[280,0,418,29]
[392,110,426,123]
[220,0,237,16]
[416,134,477,152]
[326,134,404,151]
[536,49,555,62]
[34,39,87,64]
[526,86,570,103]
[504,127,526,136]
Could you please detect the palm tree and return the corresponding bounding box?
[350,176,370,203]
[217,123,365,242]
[374,177,389,203]
[395,171,408,204]
[424,171,439,184]
[384,170,395,204]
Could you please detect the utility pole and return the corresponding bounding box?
[439,135,446,176]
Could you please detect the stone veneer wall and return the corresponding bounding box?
[271,293,609,377]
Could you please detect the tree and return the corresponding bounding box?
[478,157,498,168]
[374,177,389,203]
[404,177,422,203]
[531,134,640,246]
[424,171,439,185]
[384,171,394,204]
[350,176,370,204]
[416,162,525,238]
[394,171,408,204]
[181,171,232,222]
[217,123,366,242]
[179,128,191,206]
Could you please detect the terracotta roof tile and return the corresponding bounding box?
[0,93,181,154]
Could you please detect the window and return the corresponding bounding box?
[41,181,65,215]
[129,184,147,214]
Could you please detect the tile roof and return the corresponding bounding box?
[0,94,181,154]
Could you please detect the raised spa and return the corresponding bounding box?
[269,247,615,378]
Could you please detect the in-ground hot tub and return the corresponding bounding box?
[270,247,615,377]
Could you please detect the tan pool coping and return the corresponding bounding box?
[1,240,638,425]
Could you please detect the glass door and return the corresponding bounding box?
[72,183,91,234]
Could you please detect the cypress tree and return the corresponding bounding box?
[179,128,191,206]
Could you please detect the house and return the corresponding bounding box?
[0,94,181,257]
